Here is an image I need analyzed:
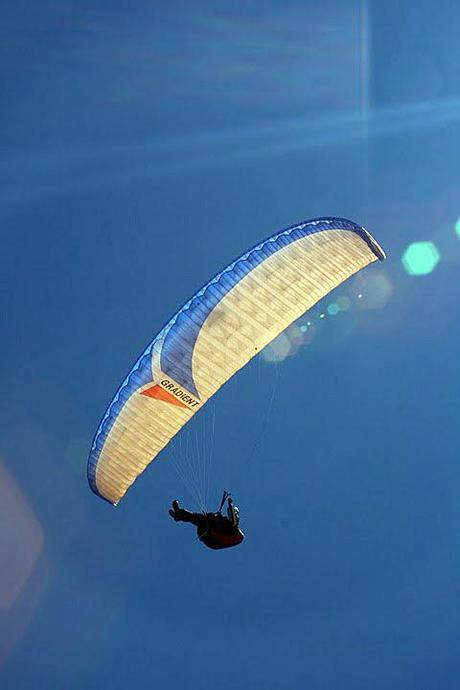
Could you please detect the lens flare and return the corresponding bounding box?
[0,461,44,609]
[336,295,351,311]
[351,270,393,310]
[262,332,292,362]
[262,322,317,362]
[327,303,340,316]
[300,322,317,345]
[402,241,440,275]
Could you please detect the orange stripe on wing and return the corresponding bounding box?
[141,384,189,409]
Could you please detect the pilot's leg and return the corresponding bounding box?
[169,500,202,526]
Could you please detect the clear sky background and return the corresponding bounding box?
[2,1,460,688]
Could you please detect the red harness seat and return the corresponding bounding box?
[197,513,245,550]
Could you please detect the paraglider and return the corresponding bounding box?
[169,491,244,550]
[87,216,385,545]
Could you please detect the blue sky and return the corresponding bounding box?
[2,1,460,688]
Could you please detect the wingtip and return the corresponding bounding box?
[361,228,386,262]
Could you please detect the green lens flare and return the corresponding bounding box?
[327,303,340,316]
[402,241,440,276]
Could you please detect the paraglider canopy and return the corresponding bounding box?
[87,217,385,505]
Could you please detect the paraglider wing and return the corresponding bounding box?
[88,217,385,505]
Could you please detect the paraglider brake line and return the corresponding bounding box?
[218,490,230,513]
